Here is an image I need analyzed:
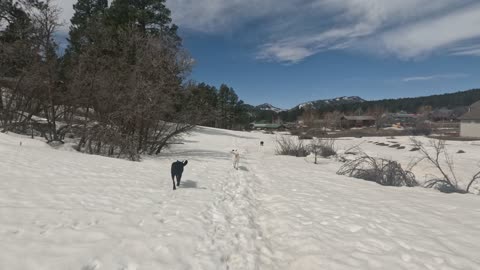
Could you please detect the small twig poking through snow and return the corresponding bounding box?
[343,141,364,155]
[467,162,480,193]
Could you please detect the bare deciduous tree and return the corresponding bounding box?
[410,138,459,192]
[30,0,63,142]
[411,138,480,193]
[0,0,63,140]
[368,105,386,130]
[324,110,342,131]
[68,21,195,160]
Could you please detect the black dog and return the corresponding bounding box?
[171,160,188,190]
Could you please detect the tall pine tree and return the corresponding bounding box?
[67,0,108,55]
[108,0,179,40]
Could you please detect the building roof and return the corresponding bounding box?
[471,100,480,110]
[459,100,480,120]
[342,115,375,121]
[392,113,417,118]
[251,123,285,129]
[459,108,480,120]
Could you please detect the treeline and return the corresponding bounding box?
[275,88,480,122]
[184,82,252,129]
[0,0,249,160]
[326,88,480,114]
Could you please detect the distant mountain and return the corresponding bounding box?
[295,96,365,110]
[255,103,285,113]
[247,89,480,123]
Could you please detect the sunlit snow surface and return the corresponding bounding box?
[1,128,479,269]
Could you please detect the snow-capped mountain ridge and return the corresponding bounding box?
[297,96,365,110]
[255,103,285,113]
[253,96,365,114]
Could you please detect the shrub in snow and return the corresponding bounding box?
[457,150,466,154]
[411,138,480,194]
[319,139,337,158]
[337,154,418,187]
[305,128,328,138]
[298,134,313,140]
[309,138,337,164]
[275,136,309,157]
[289,129,302,136]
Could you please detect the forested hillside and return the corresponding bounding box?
[271,88,480,122]
[0,0,251,159]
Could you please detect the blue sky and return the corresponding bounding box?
[57,0,480,109]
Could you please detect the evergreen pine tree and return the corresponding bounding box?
[108,0,179,41]
[67,0,108,55]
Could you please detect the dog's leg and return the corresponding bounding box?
[177,174,182,187]
[172,175,176,190]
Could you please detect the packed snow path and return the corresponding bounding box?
[1,128,480,270]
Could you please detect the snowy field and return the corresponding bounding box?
[1,127,480,270]
[334,136,480,190]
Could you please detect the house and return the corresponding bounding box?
[459,101,480,138]
[385,112,418,127]
[340,115,376,129]
[250,122,286,130]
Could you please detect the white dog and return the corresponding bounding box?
[231,149,240,170]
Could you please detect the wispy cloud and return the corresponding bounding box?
[166,0,296,33]
[55,0,480,63]
[402,73,469,82]
[165,0,480,63]
[450,44,480,56]
[378,3,480,59]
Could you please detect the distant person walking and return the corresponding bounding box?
[260,141,264,146]
[171,160,188,190]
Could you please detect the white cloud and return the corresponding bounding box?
[450,44,480,56]
[166,0,480,63]
[166,0,295,33]
[53,0,76,30]
[402,73,469,82]
[54,0,480,63]
[257,23,376,63]
[54,0,113,30]
[379,3,480,59]
[257,45,315,64]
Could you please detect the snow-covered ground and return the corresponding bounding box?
[1,128,480,270]
[333,136,480,190]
